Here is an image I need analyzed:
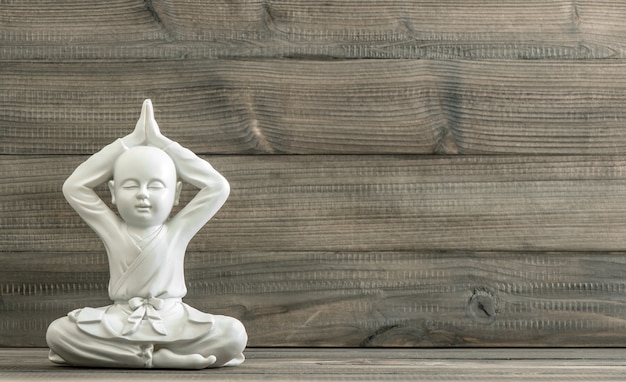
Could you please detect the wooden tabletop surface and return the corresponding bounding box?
[2,348,626,381]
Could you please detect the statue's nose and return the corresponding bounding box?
[136,187,149,199]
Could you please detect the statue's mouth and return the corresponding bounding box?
[136,204,152,211]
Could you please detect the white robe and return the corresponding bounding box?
[71,223,214,343]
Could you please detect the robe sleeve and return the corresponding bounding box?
[62,139,126,245]
[163,142,230,242]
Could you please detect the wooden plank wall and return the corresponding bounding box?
[3,0,626,347]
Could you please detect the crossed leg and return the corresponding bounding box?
[47,315,247,369]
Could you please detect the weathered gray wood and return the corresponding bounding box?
[3,60,626,155]
[2,1,626,60]
[3,155,626,253]
[2,348,626,381]
[3,251,626,347]
[4,0,626,356]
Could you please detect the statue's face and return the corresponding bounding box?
[108,147,181,228]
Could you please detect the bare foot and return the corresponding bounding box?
[152,348,216,369]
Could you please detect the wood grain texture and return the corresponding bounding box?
[3,0,626,60]
[3,155,626,253]
[3,348,626,381]
[0,59,443,155]
[4,0,626,353]
[4,249,626,347]
[4,60,626,155]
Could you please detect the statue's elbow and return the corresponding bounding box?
[219,177,231,201]
[61,176,80,202]
[61,178,73,198]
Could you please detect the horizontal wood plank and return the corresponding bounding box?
[2,1,626,60]
[3,155,626,253]
[3,251,626,347]
[3,348,626,381]
[3,60,626,155]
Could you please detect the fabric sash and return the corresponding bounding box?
[122,297,168,336]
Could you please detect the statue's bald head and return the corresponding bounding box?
[108,146,181,228]
[113,146,176,183]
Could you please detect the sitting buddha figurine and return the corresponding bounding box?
[46,99,247,369]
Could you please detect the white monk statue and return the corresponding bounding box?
[46,100,247,369]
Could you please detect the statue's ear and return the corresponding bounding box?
[108,180,117,205]
[174,181,183,206]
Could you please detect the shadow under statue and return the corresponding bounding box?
[46,100,247,369]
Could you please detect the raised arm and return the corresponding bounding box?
[163,142,230,227]
[143,100,230,240]
[62,101,149,240]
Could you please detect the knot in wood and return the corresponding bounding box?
[466,288,498,325]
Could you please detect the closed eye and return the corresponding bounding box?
[121,181,139,190]
[148,181,166,189]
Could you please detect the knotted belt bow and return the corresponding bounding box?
[122,297,168,336]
